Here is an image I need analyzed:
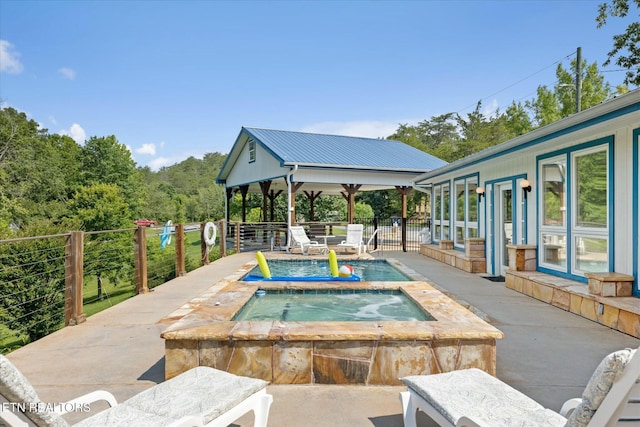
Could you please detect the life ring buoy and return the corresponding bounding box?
[203,222,217,247]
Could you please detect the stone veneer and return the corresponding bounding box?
[161,268,503,385]
[506,270,640,339]
[585,272,634,297]
[506,244,538,271]
[419,238,486,273]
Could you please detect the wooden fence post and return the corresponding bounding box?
[134,226,149,294]
[175,224,186,276]
[235,221,241,253]
[219,220,226,257]
[65,231,86,326]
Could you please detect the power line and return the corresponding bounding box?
[455,50,576,115]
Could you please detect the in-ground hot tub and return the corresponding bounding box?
[161,258,503,385]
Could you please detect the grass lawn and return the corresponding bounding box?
[1,229,220,353]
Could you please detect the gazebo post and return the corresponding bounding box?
[268,189,283,221]
[341,184,361,223]
[259,180,272,222]
[239,185,249,222]
[396,186,412,252]
[304,191,323,221]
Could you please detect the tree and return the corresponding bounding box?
[0,221,75,342]
[526,57,614,127]
[597,0,640,85]
[82,135,144,215]
[68,184,132,300]
[503,102,533,136]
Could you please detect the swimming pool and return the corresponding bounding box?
[233,289,433,321]
[161,256,504,385]
[244,259,411,281]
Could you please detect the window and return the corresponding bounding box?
[572,147,608,274]
[453,176,479,248]
[433,185,442,240]
[248,138,256,163]
[432,183,450,241]
[540,157,567,269]
[538,140,610,278]
[442,183,450,240]
[454,180,465,246]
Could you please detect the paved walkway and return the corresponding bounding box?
[5,251,640,427]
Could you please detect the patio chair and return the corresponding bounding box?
[399,346,639,427]
[0,354,273,427]
[337,224,365,255]
[288,225,328,255]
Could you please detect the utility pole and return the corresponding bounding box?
[576,46,582,113]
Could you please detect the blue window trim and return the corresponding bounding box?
[485,174,528,274]
[536,135,614,283]
[633,128,640,296]
[452,173,480,250]
[431,179,451,244]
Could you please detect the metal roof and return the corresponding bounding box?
[242,127,448,171]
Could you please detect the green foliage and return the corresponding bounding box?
[597,0,640,85]
[0,222,69,343]
[528,59,614,127]
[69,184,131,231]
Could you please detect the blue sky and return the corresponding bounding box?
[0,0,634,170]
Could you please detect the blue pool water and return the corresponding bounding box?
[244,259,411,281]
[232,289,432,321]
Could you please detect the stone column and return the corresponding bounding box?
[506,244,537,271]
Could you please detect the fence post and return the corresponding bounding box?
[373,217,379,251]
[65,231,86,326]
[175,224,186,276]
[134,226,149,294]
[235,222,241,253]
[402,217,407,252]
[219,220,227,257]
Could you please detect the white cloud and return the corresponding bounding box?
[300,120,414,139]
[148,157,173,170]
[59,123,86,145]
[58,67,76,80]
[135,143,157,156]
[483,99,500,118]
[0,40,24,74]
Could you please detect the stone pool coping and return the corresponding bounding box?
[160,257,504,385]
[161,280,503,341]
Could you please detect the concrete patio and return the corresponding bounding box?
[5,251,640,426]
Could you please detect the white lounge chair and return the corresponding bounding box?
[400,346,639,427]
[288,225,328,255]
[337,224,365,255]
[0,354,273,427]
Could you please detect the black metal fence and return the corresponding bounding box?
[226,218,431,253]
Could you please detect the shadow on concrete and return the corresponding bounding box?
[138,356,165,383]
[370,411,438,427]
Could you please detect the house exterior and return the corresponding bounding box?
[413,89,640,300]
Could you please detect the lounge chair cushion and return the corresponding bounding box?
[75,366,268,426]
[401,368,567,427]
[0,355,70,427]
[565,348,636,427]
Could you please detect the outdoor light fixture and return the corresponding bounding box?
[476,186,485,201]
[520,179,532,199]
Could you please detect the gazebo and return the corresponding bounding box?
[215,127,447,248]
